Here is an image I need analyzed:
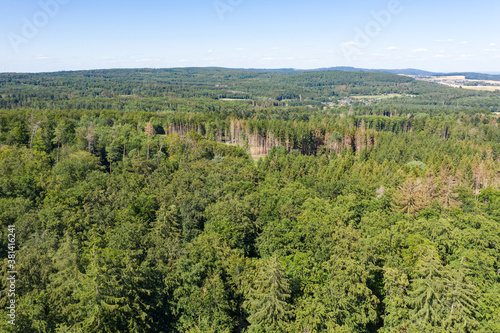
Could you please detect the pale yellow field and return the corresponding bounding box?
[421,75,500,92]
[460,86,500,92]
[468,79,500,85]
[431,76,500,86]
[432,75,466,80]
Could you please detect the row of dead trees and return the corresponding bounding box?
[164,118,378,156]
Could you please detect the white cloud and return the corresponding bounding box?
[490,43,496,46]
[455,54,473,60]
[207,50,213,53]
[412,48,427,53]
[36,55,50,60]
[386,46,398,50]
[436,39,455,42]
[344,41,357,46]
[433,54,445,58]
[235,48,245,51]
[457,41,469,45]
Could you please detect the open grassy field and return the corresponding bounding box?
[460,85,500,91]
[434,75,466,80]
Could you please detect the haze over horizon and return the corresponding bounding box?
[1,0,499,73]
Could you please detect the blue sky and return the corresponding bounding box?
[0,0,499,73]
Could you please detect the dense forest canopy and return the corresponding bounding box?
[1,68,500,112]
[0,68,499,332]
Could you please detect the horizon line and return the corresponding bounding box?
[1,66,499,76]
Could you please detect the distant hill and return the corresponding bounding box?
[433,72,500,81]
[235,66,500,81]
[3,66,499,81]
[314,68,500,81]
[311,67,436,76]
[221,67,436,76]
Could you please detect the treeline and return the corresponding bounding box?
[2,109,499,162]
[1,68,500,113]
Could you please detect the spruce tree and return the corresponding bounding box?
[245,255,293,333]
[407,247,449,330]
[442,257,479,332]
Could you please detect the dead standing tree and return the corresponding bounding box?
[85,123,97,154]
[28,112,42,151]
[393,177,438,215]
[145,122,156,160]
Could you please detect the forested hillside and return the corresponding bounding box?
[0,69,499,332]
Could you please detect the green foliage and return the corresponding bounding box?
[244,255,293,333]
[1,70,500,332]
